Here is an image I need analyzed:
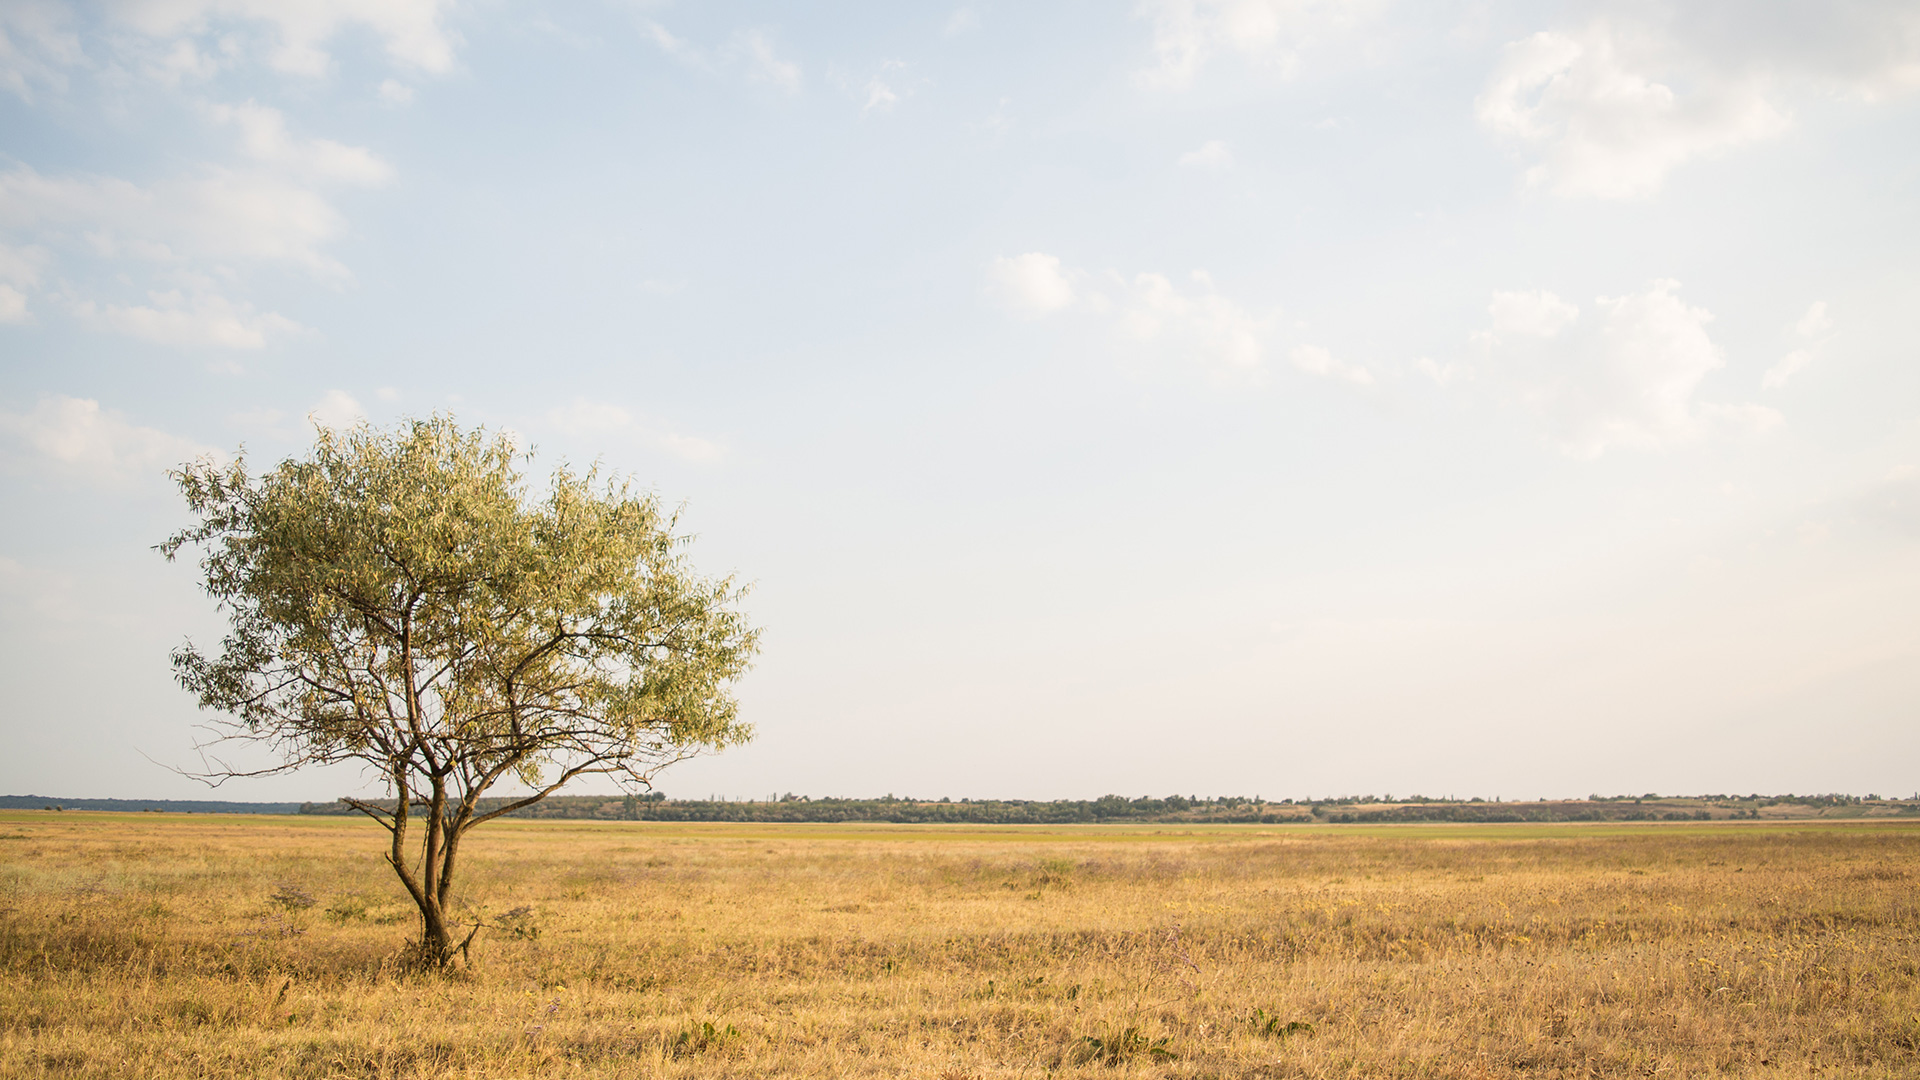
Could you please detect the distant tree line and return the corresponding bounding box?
[0,794,304,814]
[291,792,1920,824]
[8,792,1908,822]
[298,792,1312,824]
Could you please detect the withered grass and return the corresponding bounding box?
[1,811,1916,1078]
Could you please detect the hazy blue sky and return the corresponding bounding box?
[2,0,1917,803]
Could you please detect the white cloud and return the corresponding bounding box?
[864,63,904,113]
[639,20,690,57]
[1794,300,1831,338]
[69,287,304,348]
[738,30,801,95]
[545,399,725,463]
[0,84,389,346]
[831,60,916,115]
[1562,282,1742,452]
[1136,0,1378,89]
[130,34,222,86]
[109,0,461,77]
[1121,270,1270,376]
[1484,289,1579,340]
[1414,356,1465,385]
[1763,300,1834,389]
[994,256,1369,384]
[377,78,413,105]
[1477,25,1789,199]
[651,430,725,463]
[207,101,393,185]
[1473,280,1779,456]
[1762,350,1813,391]
[1288,344,1372,384]
[0,395,215,483]
[641,22,803,97]
[0,2,81,102]
[308,389,365,429]
[989,253,1077,315]
[1,0,460,92]
[0,241,41,324]
[549,399,632,432]
[0,164,353,280]
[1178,140,1234,169]
[1479,5,1920,199]
[0,118,373,347]
[1696,401,1786,437]
[0,242,48,286]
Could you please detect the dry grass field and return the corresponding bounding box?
[1,811,1916,1078]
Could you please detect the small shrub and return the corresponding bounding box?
[1079,1025,1171,1066]
[1248,1009,1313,1039]
[494,905,540,940]
[324,895,370,923]
[264,884,317,936]
[671,1020,739,1057]
[268,885,316,913]
[1033,857,1076,888]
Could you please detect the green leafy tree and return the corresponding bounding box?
[161,417,758,965]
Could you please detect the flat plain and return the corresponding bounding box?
[1,811,1915,1078]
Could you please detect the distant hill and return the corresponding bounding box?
[0,794,304,814]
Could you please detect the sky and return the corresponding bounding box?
[1,0,1917,804]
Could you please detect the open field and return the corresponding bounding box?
[2,812,1917,1078]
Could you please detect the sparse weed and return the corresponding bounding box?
[524,995,562,1041]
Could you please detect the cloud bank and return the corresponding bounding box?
[1478,4,1920,198]
[1470,280,1779,457]
[0,395,215,484]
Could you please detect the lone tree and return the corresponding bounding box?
[162,417,758,965]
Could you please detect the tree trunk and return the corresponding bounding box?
[418,896,456,965]
[387,791,465,968]
[414,801,476,967]
[355,789,484,969]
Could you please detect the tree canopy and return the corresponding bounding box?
[161,416,758,963]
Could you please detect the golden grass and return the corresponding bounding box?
[1,811,1916,1078]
